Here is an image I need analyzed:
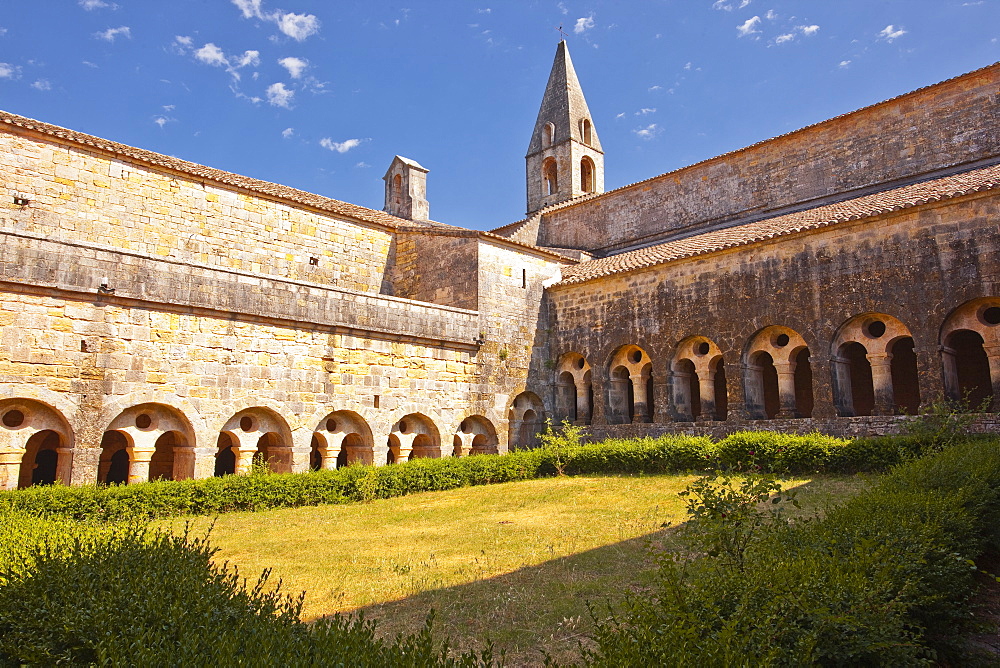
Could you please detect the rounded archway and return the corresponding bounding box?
[508,391,545,449]
[743,327,812,419]
[387,413,441,461]
[554,353,593,425]
[940,298,1000,411]
[0,398,74,490]
[312,410,375,469]
[101,403,196,484]
[452,415,499,456]
[832,314,917,416]
[672,337,727,421]
[606,345,654,424]
[218,408,293,475]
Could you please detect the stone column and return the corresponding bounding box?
[631,374,650,423]
[867,352,896,415]
[774,361,798,418]
[320,432,345,470]
[396,433,416,461]
[575,384,591,425]
[697,370,717,422]
[0,447,25,491]
[230,432,258,475]
[653,380,671,424]
[56,447,74,485]
[672,369,694,421]
[984,344,1000,411]
[830,356,853,417]
[126,448,155,485]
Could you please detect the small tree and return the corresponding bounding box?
[538,419,586,476]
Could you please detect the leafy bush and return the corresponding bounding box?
[0,430,961,522]
[0,510,495,666]
[586,439,1000,666]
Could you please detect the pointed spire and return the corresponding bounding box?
[527,41,602,156]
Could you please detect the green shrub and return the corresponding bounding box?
[0,510,495,666]
[711,431,849,473]
[587,439,1000,666]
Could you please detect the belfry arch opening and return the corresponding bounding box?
[542,122,554,147]
[542,157,558,196]
[581,118,593,145]
[580,156,595,193]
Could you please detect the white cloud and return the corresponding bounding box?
[636,107,656,115]
[879,25,906,42]
[615,112,625,119]
[683,62,692,70]
[163,104,175,111]
[557,2,568,15]
[266,82,294,108]
[648,84,663,91]
[0,62,20,79]
[712,0,751,10]
[839,60,851,68]
[82,61,98,68]
[0,27,6,37]
[477,8,491,13]
[278,56,308,78]
[94,26,131,41]
[152,115,174,128]
[175,35,193,47]
[775,33,794,44]
[737,16,760,37]
[320,137,362,153]
[634,123,659,139]
[281,127,294,138]
[234,50,260,68]
[79,0,117,9]
[574,15,595,34]
[232,0,266,19]
[277,12,320,41]
[765,9,777,20]
[30,79,51,91]
[799,24,820,36]
[355,161,370,168]
[194,43,228,67]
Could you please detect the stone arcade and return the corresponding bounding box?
[1,43,999,489]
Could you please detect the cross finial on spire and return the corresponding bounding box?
[556,24,568,40]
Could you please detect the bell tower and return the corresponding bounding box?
[525,41,604,216]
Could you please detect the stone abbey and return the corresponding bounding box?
[1,43,998,489]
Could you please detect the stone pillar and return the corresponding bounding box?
[396,433,416,461]
[319,432,345,469]
[56,447,74,485]
[575,384,591,425]
[234,445,257,475]
[830,356,853,417]
[653,380,671,424]
[807,354,838,419]
[127,448,155,485]
[172,447,197,481]
[774,361,798,418]
[984,345,1000,411]
[673,369,694,421]
[0,447,25,491]
[867,352,896,415]
[697,370,717,422]
[631,374,650,423]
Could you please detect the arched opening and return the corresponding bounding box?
[518,409,539,448]
[392,173,403,206]
[555,353,592,425]
[99,430,130,485]
[452,434,463,457]
[470,434,490,455]
[411,433,438,460]
[542,157,558,196]
[712,360,728,421]
[674,358,698,421]
[945,329,992,408]
[454,415,499,456]
[214,433,236,477]
[890,337,920,414]
[542,122,554,147]
[840,342,875,417]
[556,370,577,423]
[580,156,595,193]
[18,430,60,488]
[310,435,322,471]
[252,432,282,472]
[386,434,399,464]
[793,348,814,418]
[148,431,181,481]
[607,346,653,424]
[581,118,593,145]
[756,352,780,419]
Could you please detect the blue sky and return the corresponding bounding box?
[1,1,997,230]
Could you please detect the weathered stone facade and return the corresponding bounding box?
[1,43,998,489]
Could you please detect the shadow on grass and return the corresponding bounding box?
[348,476,839,666]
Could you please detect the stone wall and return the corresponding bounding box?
[541,190,1000,426]
[1,128,395,293]
[537,64,1000,253]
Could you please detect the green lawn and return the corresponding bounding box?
[164,473,867,666]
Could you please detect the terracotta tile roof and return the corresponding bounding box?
[555,162,1000,286]
[0,110,574,262]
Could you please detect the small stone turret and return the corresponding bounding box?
[525,41,604,215]
[383,156,429,221]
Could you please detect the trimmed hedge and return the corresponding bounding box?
[0,430,976,521]
[586,439,1000,665]
[0,512,494,665]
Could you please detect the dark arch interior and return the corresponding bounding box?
[99,430,130,484]
[148,431,180,482]
[20,429,61,488]
[756,351,780,419]
[310,435,322,471]
[713,361,728,421]
[842,342,875,417]
[215,432,236,477]
[947,329,992,409]
[890,337,920,414]
[794,348,814,418]
[676,359,698,421]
